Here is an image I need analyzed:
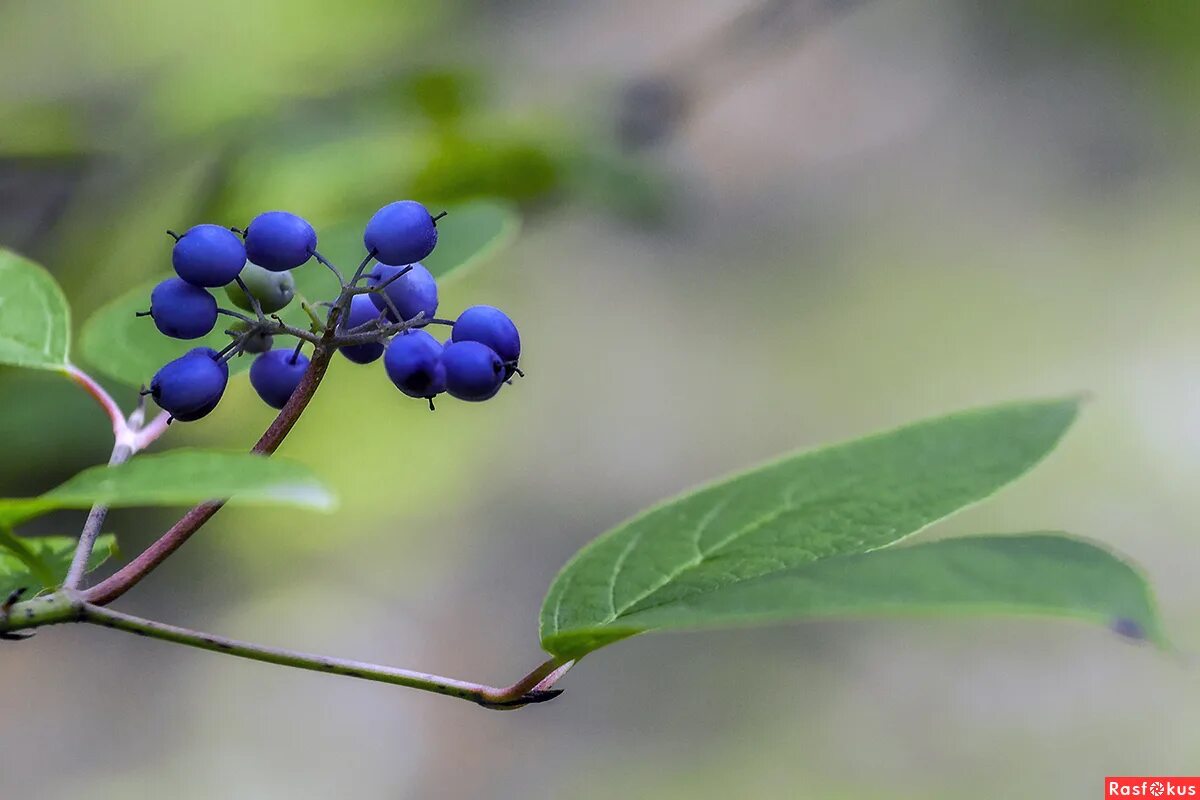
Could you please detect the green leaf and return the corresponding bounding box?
[0,533,118,598]
[0,449,336,526]
[607,534,1164,648]
[78,200,521,386]
[0,249,71,370]
[540,398,1082,659]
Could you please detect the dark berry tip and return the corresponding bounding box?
[1111,617,1146,641]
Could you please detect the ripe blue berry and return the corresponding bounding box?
[442,340,505,402]
[244,211,316,271]
[148,277,218,339]
[224,263,295,313]
[172,224,246,287]
[367,263,438,323]
[451,305,520,367]
[364,201,438,266]
[338,294,385,364]
[150,347,228,421]
[383,330,446,401]
[249,348,310,409]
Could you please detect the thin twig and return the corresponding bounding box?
[270,317,323,345]
[132,412,172,451]
[310,250,345,285]
[78,604,565,709]
[348,251,377,287]
[216,307,255,323]
[59,365,176,588]
[368,264,414,292]
[62,442,133,590]
[234,275,268,322]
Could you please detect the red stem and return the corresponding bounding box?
[63,364,126,440]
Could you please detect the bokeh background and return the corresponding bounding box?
[1,1,1198,797]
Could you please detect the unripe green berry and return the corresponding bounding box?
[228,320,274,354]
[224,262,296,314]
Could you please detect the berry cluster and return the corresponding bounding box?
[142,201,522,421]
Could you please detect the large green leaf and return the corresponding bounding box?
[0,249,71,370]
[540,399,1082,659]
[602,534,1163,649]
[78,200,521,386]
[0,449,336,526]
[0,533,118,598]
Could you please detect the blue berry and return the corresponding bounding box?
[442,340,505,402]
[451,305,520,367]
[228,320,273,354]
[384,330,446,400]
[338,294,385,364]
[249,348,310,409]
[244,211,316,271]
[150,347,228,421]
[148,278,217,339]
[364,201,438,266]
[224,263,295,313]
[367,263,438,323]
[172,224,246,287]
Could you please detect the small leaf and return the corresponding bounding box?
[78,200,521,386]
[0,249,71,370]
[0,533,118,598]
[584,534,1164,654]
[0,449,336,526]
[0,527,56,586]
[540,399,1082,659]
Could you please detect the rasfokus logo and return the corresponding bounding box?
[1106,777,1200,797]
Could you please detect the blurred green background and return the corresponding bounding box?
[2,1,1198,797]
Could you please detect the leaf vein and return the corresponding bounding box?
[608,494,737,621]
